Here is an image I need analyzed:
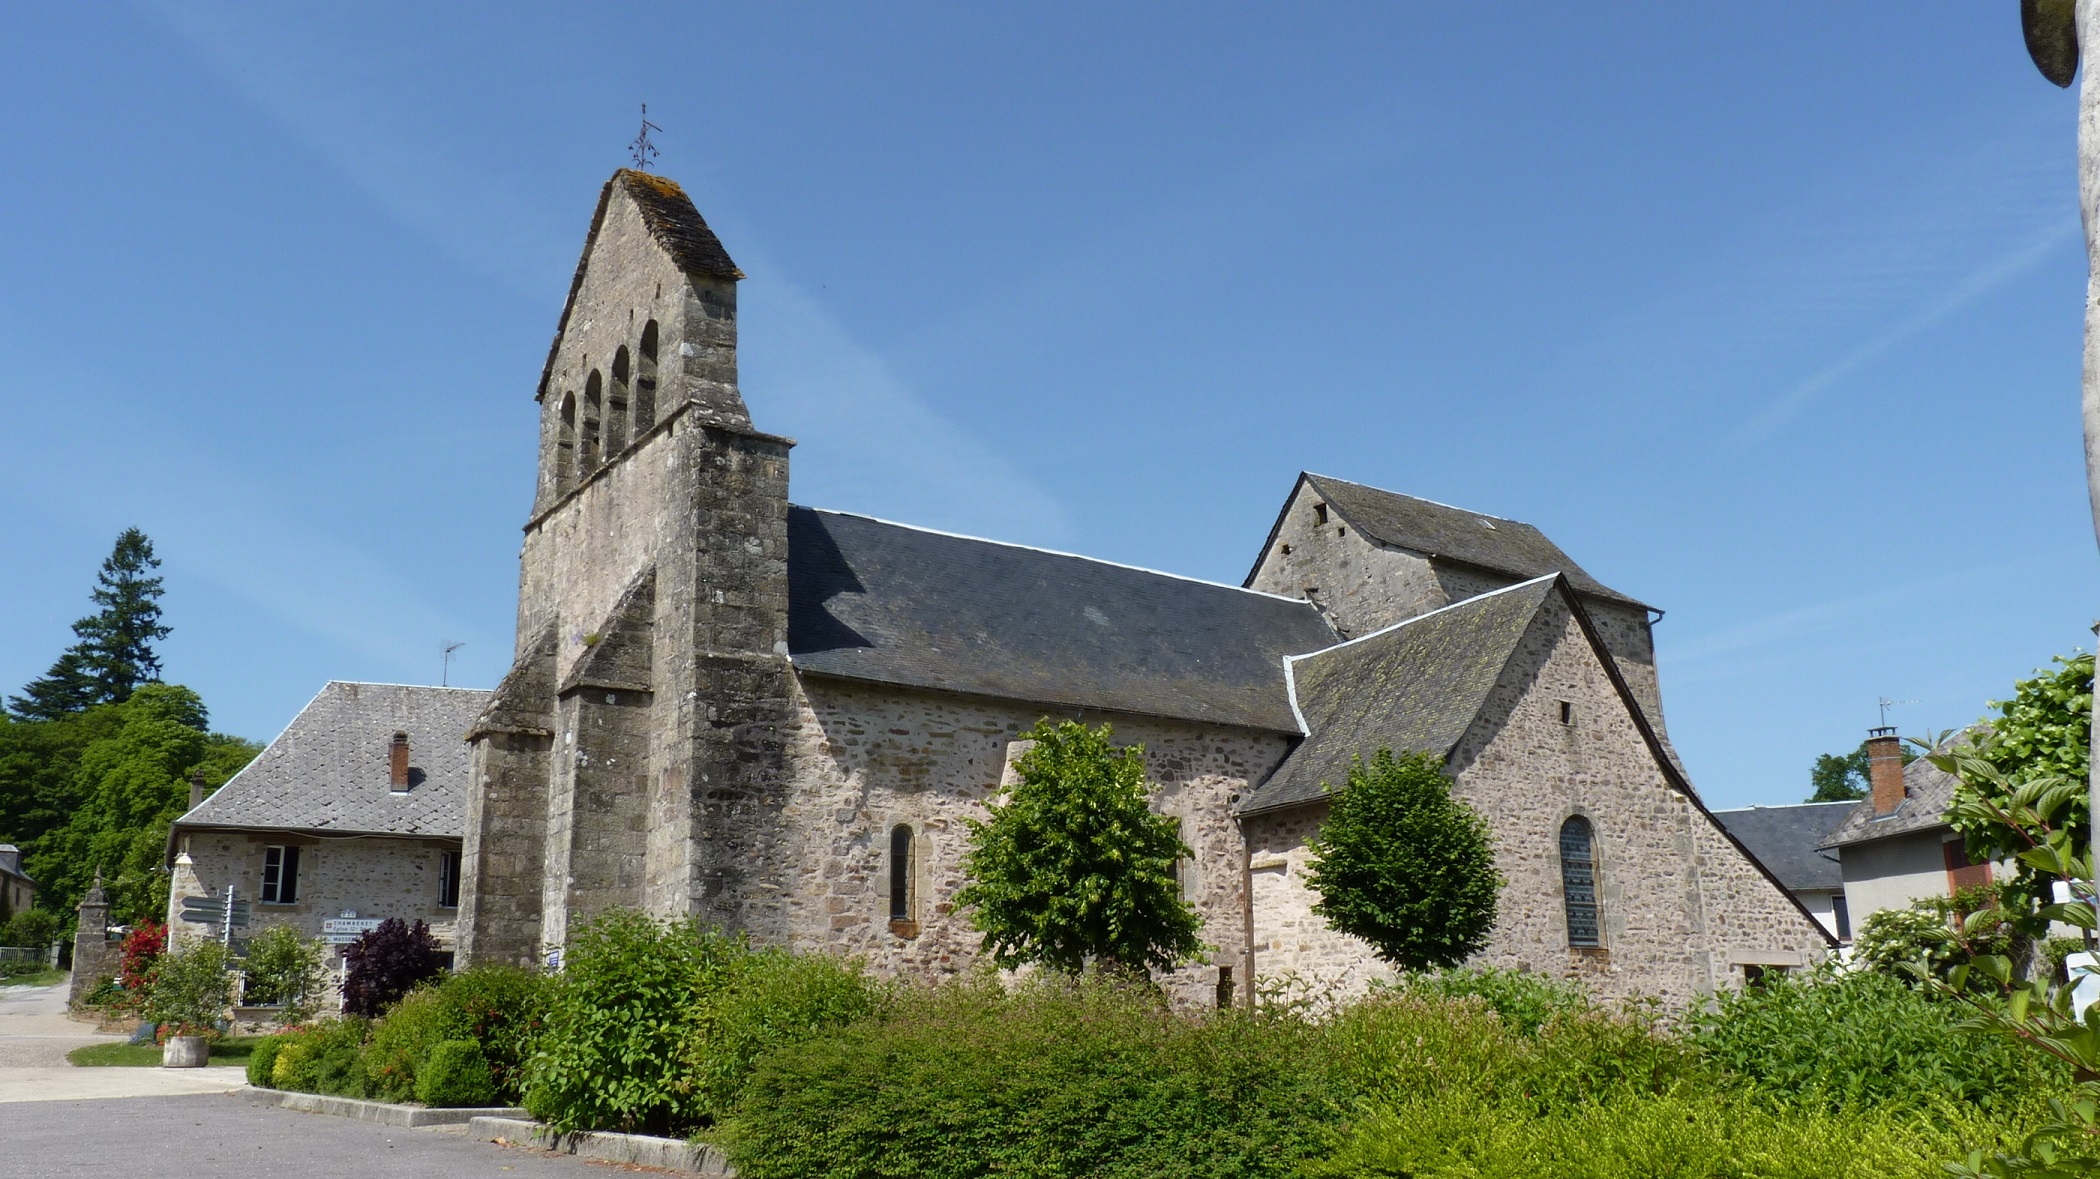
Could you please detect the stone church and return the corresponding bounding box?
[458,170,1831,1007]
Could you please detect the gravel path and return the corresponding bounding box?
[0,978,118,1068]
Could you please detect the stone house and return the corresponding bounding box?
[1712,802,1856,942]
[458,169,1833,1008]
[1818,729,1992,924]
[0,844,33,919]
[166,682,489,959]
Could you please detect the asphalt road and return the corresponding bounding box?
[0,1092,615,1177]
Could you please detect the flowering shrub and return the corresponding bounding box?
[118,921,166,991]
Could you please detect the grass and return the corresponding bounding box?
[68,1035,264,1067]
[0,967,66,989]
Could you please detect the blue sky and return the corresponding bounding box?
[0,3,2091,808]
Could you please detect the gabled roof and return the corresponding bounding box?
[1711,802,1854,892]
[1257,473,1646,609]
[1818,756,1960,850]
[1236,576,1557,814]
[786,507,1338,733]
[174,682,489,840]
[535,170,743,403]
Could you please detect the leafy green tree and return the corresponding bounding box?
[953,719,1203,976]
[1939,652,2092,938]
[23,686,258,922]
[1305,750,1501,972]
[9,528,171,720]
[1807,739,1917,803]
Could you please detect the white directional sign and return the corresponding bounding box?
[320,917,384,945]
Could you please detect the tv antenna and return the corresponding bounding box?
[1877,697,1916,727]
[629,104,662,171]
[442,641,465,687]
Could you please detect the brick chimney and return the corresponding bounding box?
[1867,726,1905,815]
[389,731,411,791]
[189,768,206,810]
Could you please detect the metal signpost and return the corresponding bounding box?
[175,886,250,945]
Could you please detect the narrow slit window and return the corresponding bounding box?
[1559,700,1574,726]
[438,848,461,908]
[262,845,301,905]
[889,824,915,923]
[634,320,659,433]
[1313,503,1328,525]
[607,346,631,456]
[1559,816,1599,947]
[581,371,604,471]
[555,393,577,492]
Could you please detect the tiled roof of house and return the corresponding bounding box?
[174,682,489,838]
[1817,755,1961,850]
[1712,802,1854,892]
[1285,473,1646,609]
[1237,576,1558,814]
[786,507,1339,733]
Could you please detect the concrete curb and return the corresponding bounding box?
[241,1087,524,1128]
[468,1114,734,1176]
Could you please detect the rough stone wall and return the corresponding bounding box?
[168,831,461,953]
[460,729,551,966]
[1245,595,1827,1009]
[1247,477,1669,745]
[768,676,1293,1009]
[533,187,743,518]
[1248,479,1448,639]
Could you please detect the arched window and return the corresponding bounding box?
[607,346,631,456]
[889,824,915,924]
[554,392,577,493]
[581,371,603,472]
[634,321,659,433]
[1559,816,1600,948]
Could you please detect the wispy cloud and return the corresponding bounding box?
[143,0,1073,547]
[737,265,1074,544]
[1735,213,2078,442]
[1663,565,1993,666]
[1544,104,2077,443]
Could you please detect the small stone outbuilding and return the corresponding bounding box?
[166,682,489,960]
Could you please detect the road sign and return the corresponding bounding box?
[321,918,383,936]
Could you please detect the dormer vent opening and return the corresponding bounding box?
[1313,503,1328,525]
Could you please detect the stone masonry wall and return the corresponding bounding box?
[1248,477,1669,745]
[1244,594,1827,1009]
[169,831,461,954]
[763,676,1293,1009]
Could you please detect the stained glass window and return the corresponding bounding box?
[1560,816,1599,947]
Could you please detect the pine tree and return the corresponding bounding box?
[9,529,170,719]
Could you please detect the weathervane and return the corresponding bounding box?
[629,104,662,171]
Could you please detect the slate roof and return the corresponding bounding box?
[1818,755,1961,850]
[1237,576,1559,815]
[1711,802,1853,892]
[786,507,1338,733]
[1280,474,1646,609]
[173,682,489,839]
